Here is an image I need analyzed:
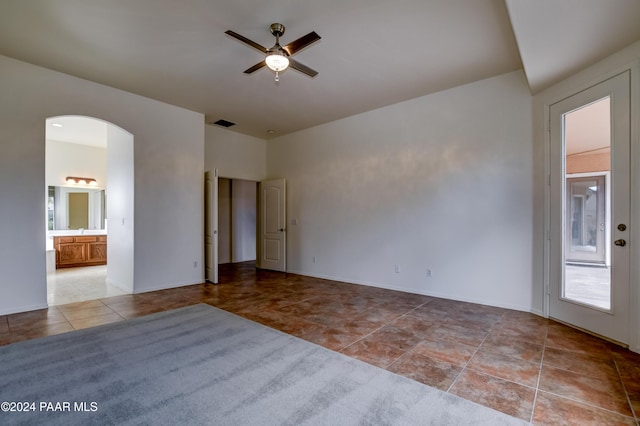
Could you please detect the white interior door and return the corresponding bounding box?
[549,72,630,344]
[205,170,218,283]
[258,178,286,272]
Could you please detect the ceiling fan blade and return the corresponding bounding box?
[289,59,318,77]
[244,61,266,74]
[283,31,321,56]
[225,30,268,53]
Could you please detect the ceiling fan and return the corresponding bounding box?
[225,23,321,82]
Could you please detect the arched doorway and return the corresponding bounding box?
[45,115,134,305]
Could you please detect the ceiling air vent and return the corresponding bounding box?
[210,119,236,128]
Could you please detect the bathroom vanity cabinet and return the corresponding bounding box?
[54,235,107,268]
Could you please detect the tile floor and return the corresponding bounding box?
[2,261,639,425]
[47,265,127,306]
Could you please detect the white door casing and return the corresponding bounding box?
[549,71,630,344]
[258,178,286,272]
[205,170,218,283]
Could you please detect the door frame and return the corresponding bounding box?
[549,71,630,343]
[217,177,259,265]
[204,170,218,283]
[542,61,640,353]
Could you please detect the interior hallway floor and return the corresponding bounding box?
[2,262,639,425]
[47,265,127,306]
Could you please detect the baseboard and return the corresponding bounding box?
[105,278,133,293]
[529,308,545,318]
[0,302,49,316]
[286,269,533,313]
[133,280,203,294]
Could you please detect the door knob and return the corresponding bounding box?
[614,239,626,247]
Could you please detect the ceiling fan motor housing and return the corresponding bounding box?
[270,23,285,38]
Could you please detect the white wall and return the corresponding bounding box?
[205,125,266,182]
[268,70,535,312]
[0,54,204,315]
[46,140,107,188]
[106,124,134,292]
[205,124,263,267]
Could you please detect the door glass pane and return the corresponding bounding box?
[567,178,604,261]
[563,97,611,310]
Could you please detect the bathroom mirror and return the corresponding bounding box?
[48,186,106,230]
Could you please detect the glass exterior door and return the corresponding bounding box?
[549,72,630,344]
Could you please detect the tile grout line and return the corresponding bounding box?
[444,313,499,394]
[612,357,640,424]
[538,388,638,421]
[61,300,125,330]
[380,306,429,368]
[104,300,127,321]
[528,323,549,424]
[535,328,637,422]
[338,300,432,352]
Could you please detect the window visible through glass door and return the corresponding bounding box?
[563,98,611,311]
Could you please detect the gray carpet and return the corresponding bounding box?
[0,304,528,425]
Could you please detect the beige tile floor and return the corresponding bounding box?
[47,265,128,306]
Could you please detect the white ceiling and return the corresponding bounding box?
[46,116,107,148]
[505,0,640,93]
[1,0,640,140]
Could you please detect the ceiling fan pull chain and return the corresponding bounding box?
[275,71,280,83]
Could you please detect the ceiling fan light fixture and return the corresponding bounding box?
[265,51,289,72]
[226,22,320,82]
[266,51,288,82]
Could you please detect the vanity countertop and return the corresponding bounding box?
[48,230,107,237]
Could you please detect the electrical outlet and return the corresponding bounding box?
[426,269,432,277]
[312,256,316,263]
[395,264,400,273]
[193,261,198,268]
